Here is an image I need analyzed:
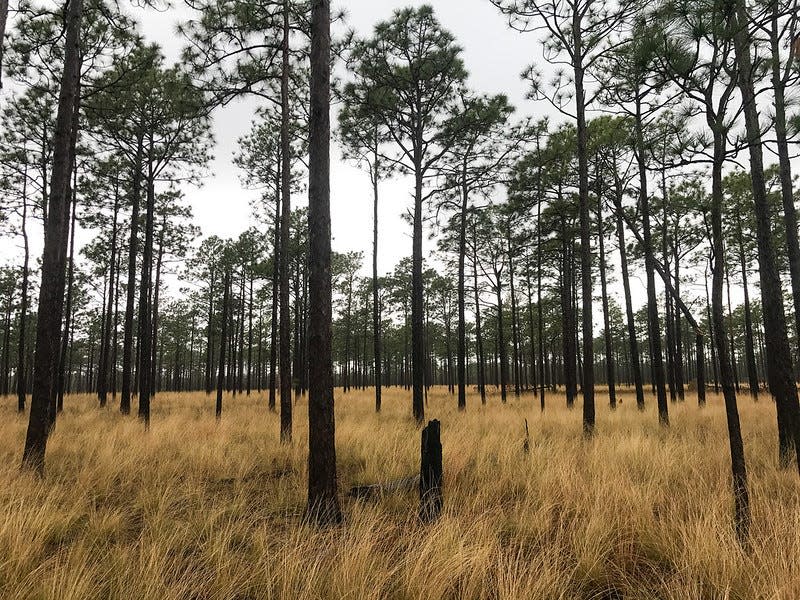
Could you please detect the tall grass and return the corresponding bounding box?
[0,387,797,599]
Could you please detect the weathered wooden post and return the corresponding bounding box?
[419,419,442,522]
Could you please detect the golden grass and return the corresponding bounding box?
[0,386,798,599]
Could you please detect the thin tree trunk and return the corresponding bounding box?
[216,271,230,420]
[98,180,119,407]
[121,135,144,414]
[16,166,30,412]
[279,0,292,441]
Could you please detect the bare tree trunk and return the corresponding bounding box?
[279,0,292,442]
[614,176,644,410]
[710,134,750,543]
[137,163,156,429]
[17,166,30,412]
[98,181,119,407]
[22,0,83,474]
[306,0,341,523]
[730,0,800,470]
[121,135,144,415]
[216,271,230,420]
[372,142,382,412]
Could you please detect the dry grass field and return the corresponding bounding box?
[0,387,798,599]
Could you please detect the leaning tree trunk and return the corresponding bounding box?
[710,134,750,543]
[731,0,800,470]
[636,94,668,425]
[306,0,341,524]
[21,0,83,474]
[614,176,644,410]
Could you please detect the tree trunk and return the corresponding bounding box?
[710,133,750,543]
[269,180,280,410]
[121,135,144,414]
[56,177,77,418]
[737,212,759,398]
[636,94,668,425]
[597,184,616,409]
[372,142,382,412]
[279,0,293,442]
[137,164,156,429]
[17,167,30,412]
[574,52,594,434]
[22,0,83,474]
[730,0,800,470]
[216,271,230,420]
[98,180,119,407]
[306,0,341,523]
[771,0,800,369]
[613,175,644,410]
[472,226,486,404]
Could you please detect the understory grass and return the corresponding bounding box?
[0,386,798,599]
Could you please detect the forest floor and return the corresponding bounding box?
[0,387,798,599]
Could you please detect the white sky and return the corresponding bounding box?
[137,0,545,277]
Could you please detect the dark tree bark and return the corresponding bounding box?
[494,273,508,404]
[710,132,750,543]
[507,225,522,399]
[770,0,800,367]
[150,223,166,398]
[537,199,546,411]
[372,138,382,412]
[635,95,668,425]
[98,180,119,407]
[412,165,425,423]
[21,0,83,474]
[575,62,594,435]
[472,223,486,404]
[121,135,144,415]
[205,273,214,395]
[216,270,230,420]
[597,186,616,409]
[247,274,253,395]
[613,177,644,410]
[56,173,78,419]
[306,0,341,524]
[737,212,759,398]
[730,0,800,470]
[279,0,292,442]
[137,165,156,429]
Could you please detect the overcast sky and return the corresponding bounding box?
[137,0,548,278]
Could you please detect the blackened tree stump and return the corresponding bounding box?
[419,419,443,522]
